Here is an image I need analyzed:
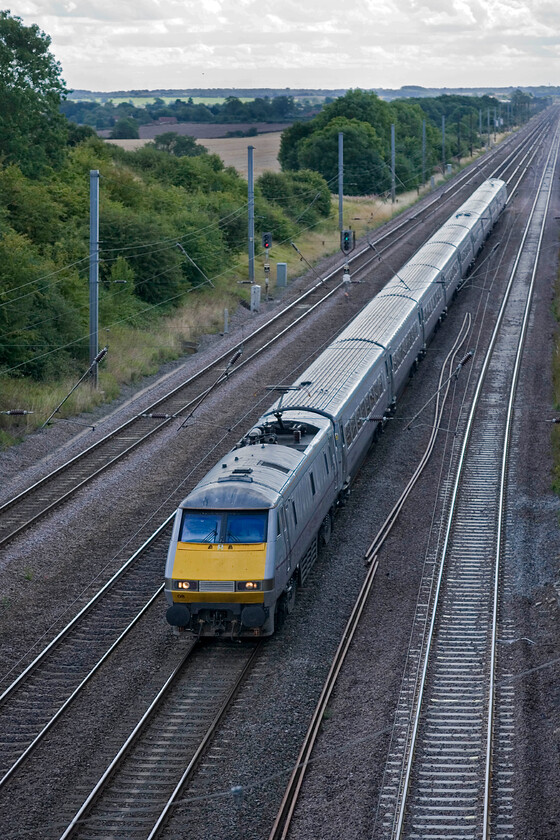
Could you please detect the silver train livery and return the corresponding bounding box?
[165,178,507,637]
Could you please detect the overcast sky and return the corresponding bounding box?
[16,1,560,92]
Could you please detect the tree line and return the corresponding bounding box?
[61,95,318,137]
[0,12,331,382]
[279,88,547,195]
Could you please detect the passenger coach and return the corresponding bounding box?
[164,178,507,637]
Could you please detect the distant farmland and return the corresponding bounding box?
[107,132,282,178]
[71,95,256,106]
[202,133,282,176]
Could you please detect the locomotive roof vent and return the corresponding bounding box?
[258,460,291,474]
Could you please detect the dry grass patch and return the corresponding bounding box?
[107,139,151,152]
[107,132,282,178]
[106,132,282,177]
[199,134,282,176]
[0,291,241,445]
[0,375,111,445]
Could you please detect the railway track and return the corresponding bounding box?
[267,315,477,840]
[0,398,270,794]
[380,119,560,840]
[0,115,549,551]
[0,520,171,789]
[0,310,471,820]
[0,124,539,793]
[268,114,560,839]
[0,113,557,839]
[58,641,260,840]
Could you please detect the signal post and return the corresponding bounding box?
[262,232,272,299]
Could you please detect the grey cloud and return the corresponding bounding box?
[18,0,560,90]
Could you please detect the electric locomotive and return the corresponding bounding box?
[164,178,507,638]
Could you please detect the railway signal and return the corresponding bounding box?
[262,232,272,250]
[341,229,355,254]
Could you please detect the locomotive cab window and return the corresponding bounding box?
[180,510,268,544]
[225,512,268,543]
[180,511,221,543]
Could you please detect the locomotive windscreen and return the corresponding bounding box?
[180,511,221,543]
[180,510,268,544]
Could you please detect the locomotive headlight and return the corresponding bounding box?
[236,581,262,591]
[175,580,198,591]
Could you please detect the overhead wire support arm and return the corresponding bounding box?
[367,239,411,290]
[176,243,215,288]
[177,347,243,431]
[290,242,327,285]
[41,347,108,429]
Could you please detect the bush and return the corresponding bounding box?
[257,170,332,228]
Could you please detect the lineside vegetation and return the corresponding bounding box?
[0,10,542,447]
[0,186,404,446]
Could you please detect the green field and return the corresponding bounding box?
[68,95,256,106]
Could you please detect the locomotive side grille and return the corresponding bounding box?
[299,539,318,585]
[199,580,235,592]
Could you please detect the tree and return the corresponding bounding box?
[278,121,315,171]
[0,10,68,177]
[0,228,86,379]
[152,132,207,157]
[511,89,532,125]
[67,123,97,146]
[389,100,440,188]
[298,117,390,195]
[315,89,392,137]
[111,117,140,139]
[221,96,246,121]
[279,90,393,190]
